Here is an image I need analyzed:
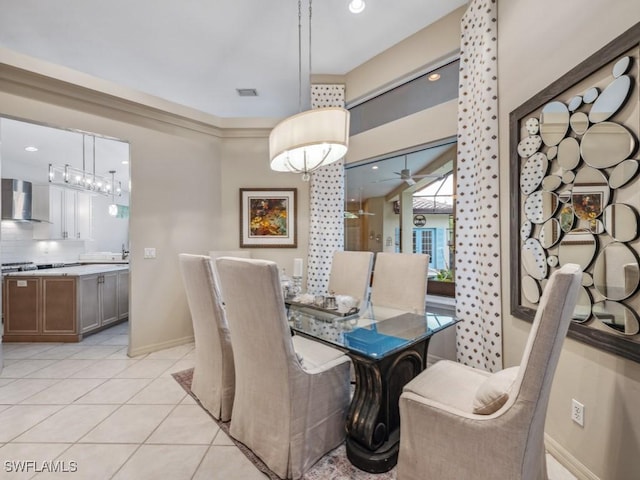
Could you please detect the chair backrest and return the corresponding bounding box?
[179,253,229,339]
[327,250,374,303]
[178,253,234,419]
[370,252,430,314]
[513,263,581,474]
[215,257,299,399]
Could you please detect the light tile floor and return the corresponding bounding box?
[0,322,576,480]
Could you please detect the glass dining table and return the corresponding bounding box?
[286,301,458,473]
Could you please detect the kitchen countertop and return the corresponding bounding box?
[4,264,129,277]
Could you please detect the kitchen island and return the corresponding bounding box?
[2,264,129,342]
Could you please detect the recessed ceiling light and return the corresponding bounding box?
[349,0,365,14]
[24,146,38,152]
[236,88,258,97]
[428,73,441,82]
[372,165,379,170]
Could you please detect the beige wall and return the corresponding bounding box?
[0,58,231,356]
[345,5,465,105]
[498,1,640,478]
[218,136,311,283]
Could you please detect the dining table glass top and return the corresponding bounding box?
[287,302,458,360]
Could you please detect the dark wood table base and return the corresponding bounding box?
[345,338,430,473]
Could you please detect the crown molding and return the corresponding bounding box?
[0,60,273,139]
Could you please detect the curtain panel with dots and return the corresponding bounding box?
[455,0,502,372]
[306,84,346,294]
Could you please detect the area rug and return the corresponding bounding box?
[172,368,396,480]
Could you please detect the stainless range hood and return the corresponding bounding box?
[1,178,41,222]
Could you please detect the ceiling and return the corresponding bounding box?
[0,118,130,192]
[345,141,456,204]
[0,0,466,118]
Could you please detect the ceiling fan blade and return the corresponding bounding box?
[411,174,443,179]
[344,211,359,219]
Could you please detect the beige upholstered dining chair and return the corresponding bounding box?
[178,254,235,421]
[370,252,430,314]
[216,257,352,480]
[397,263,582,480]
[327,250,374,307]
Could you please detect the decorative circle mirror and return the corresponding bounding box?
[581,122,636,169]
[583,87,599,104]
[524,191,559,224]
[570,112,589,135]
[522,238,547,280]
[525,117,540,135]
[589,75,631,123]
[520,220,532,240]
[558,229,597,270]
[540,101,569,146]
[568,95,583,112]
[522,276,541,304]
[602,204,638,242]
[541,175,562,192]
[557,137,581,170]
[539,218,561,248]
[612,56,630,78]
[520,152,548,194]
[593,242,639,301]
[593,300,640,336]
[572,166,610,221]
[609,159,639,189]
[517,135,543,158]
[582,272,594,287]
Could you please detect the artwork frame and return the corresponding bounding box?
[239,188,297,248]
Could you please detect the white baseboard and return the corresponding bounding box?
[545,434,599,480]
[128,335,194,357]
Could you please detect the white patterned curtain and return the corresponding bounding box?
[306,84,346,294]
[455,0,502,372]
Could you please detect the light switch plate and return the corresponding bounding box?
[144,247,157,259]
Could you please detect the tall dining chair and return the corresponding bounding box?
[178,254,235,421]
[216,257,351,479]
[327,250,374,307]
[370,252,430,314]
[396,263,582,480]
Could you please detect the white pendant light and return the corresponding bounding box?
[349,0,366,14]
[108,170,118,217]
[268,0,350,181]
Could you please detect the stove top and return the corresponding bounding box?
[1,261,36,272]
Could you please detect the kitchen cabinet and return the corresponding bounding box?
[33,185,92,240]
[117,269,129,320]
[79,270,119,334]
[3,265,128,342]
[3,276,78,341]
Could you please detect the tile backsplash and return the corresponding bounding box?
[1,222,88,263]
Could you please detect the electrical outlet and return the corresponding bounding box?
[144,247,157,259]
[571,399,584,427]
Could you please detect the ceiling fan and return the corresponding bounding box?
[377,155,442,186]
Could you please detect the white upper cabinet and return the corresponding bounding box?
[33,185,92,240]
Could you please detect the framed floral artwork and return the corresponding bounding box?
[239,188,297,248]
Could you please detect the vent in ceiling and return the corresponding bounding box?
[236,88,258,97]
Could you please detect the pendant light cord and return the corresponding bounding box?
[297,0,302,113]
[296,0,313,113]
[308,0,312,106]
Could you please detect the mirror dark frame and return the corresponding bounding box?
[509,22,640,363]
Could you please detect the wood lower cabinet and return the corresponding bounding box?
[3,267,129,342]
[3,276,79,341]
[42,277,77,334]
